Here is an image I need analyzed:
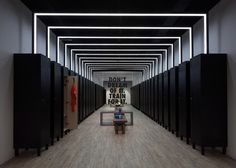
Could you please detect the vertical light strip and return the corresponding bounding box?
[33,13,37,54]
[64,44,67,67]
[70,50,73,70]
[64,43,67,67]
[57,36,60,63]
[171,44,174,68]
[189,28,193,59]
[47,27,50,58]
[203,14,208,54]
[179,37,182,64]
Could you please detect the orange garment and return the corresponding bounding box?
[71,84,77,112]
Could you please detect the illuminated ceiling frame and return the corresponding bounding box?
[69,47,168,71]
[83,60,155,80]
[84,62,154,80]
[48,26,186,66]
[87,64,151,81]
[56,36,180,64]
[77,56,160,80]
[77,53,162,77]
[34,13,207,59]
[90,67,148,81]
[69,44,170,75]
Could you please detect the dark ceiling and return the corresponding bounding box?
[20,0,220,75]
[21,0,219,13]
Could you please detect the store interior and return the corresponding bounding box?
[1,0,236,167]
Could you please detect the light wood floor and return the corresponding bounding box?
[2,105,236,168]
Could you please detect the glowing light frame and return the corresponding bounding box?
[77,53,162,76]
[77,56,160,79]
[70,43,170,74]
[84,62,154,79]
[34,13,207,55]
[56,36,181,64]
[86,63,152,80]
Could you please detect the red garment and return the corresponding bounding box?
[71,84,77,112]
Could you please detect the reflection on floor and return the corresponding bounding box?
[2,105,236,168]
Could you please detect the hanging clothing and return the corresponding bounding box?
[71,83,77,112]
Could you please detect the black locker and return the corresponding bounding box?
[85,79,88,117]
[103,88,106,105]
[190,54,227,155]
[89,80,92,114]
[95,84,99,110]
[50,61,62,144]
[82,77,86,119]
[163,70,170,129]
[150,78,154,119]
[135,85,140,110]
[154,75,159,122]
[140,82,144,112]
[78,75,83,123]
[178,61,191,144]
[158,73,164,124]
[61,67,69,136]
[14,54,51,156]
[146,79,151,116]
[170,67,179,135]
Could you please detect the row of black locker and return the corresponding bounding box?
[131,54,227,155]
[14,54,106,156]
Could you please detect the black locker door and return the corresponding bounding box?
[170,67,179,135]
[147,79,150,116]
[178,61,190,143]
[190,56,201,144]
[190,54,227,153]
[154,75,159,122]
[137,85,140,110]
[61,67,69,135]
[50,62,62,142]
[158,73,163,124]
[14,54,51,155]
[163,71,170,129]
[39,56,51,146]
[82,77,86,119]
[150,78,154,119]
[143,81,146,113]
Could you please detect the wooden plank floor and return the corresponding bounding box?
[2,105,236,168]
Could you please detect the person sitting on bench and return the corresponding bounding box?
[113,108,127,134]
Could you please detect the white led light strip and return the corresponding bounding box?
[77,56,160,77]
[56,36,180,64]
[70,48,167,73]
[70,44,170,74]
[86,64,152,80]
[84,62,154,79]
[53,29,183,65]
[34,13,207,60]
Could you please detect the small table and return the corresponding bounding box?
[113,118,127,134]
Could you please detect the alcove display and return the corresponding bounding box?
[64,76,78,130]
[14,54,51,156]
